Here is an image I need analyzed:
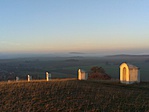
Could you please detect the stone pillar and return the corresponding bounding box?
[28,75,31,82]
[16,77,19,81]
[78,69,81,80]
[46,72,49,81]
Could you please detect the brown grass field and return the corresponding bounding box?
[0,79,149,112]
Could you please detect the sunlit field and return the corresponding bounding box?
[0,79,149,111]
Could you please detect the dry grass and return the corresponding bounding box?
[0,79,149,112]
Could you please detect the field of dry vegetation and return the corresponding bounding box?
[0,79,149,112]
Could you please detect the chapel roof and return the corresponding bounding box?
[124,63,139,69]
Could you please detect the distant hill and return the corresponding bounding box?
[105,54,149,58]
[69,52,85,54]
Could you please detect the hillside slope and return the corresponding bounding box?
[0,79,149,112]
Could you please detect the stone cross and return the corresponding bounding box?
[16,77,19,81]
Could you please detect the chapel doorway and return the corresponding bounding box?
[123,67,126,81]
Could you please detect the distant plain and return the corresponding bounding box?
[0,55,149,81]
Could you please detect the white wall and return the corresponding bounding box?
[120,63,140,84]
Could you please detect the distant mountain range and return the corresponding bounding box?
[0,52,84,59]
[1,53,149,59]
[69,52,85,54]
[105,54,149,58]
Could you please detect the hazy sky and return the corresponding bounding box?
[0,0,149,55]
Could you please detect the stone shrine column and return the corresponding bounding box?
[28,75,31,81]
[46,72,49,81]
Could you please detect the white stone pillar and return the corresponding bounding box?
[28,75,30,82]
[78,69,81,80]
[16,77,19,81]
[46,72,49,81]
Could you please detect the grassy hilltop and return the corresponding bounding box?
[0,79,149,112]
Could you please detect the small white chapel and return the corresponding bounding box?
[120,62,140,84]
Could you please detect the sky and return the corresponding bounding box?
[0,0,149,56]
